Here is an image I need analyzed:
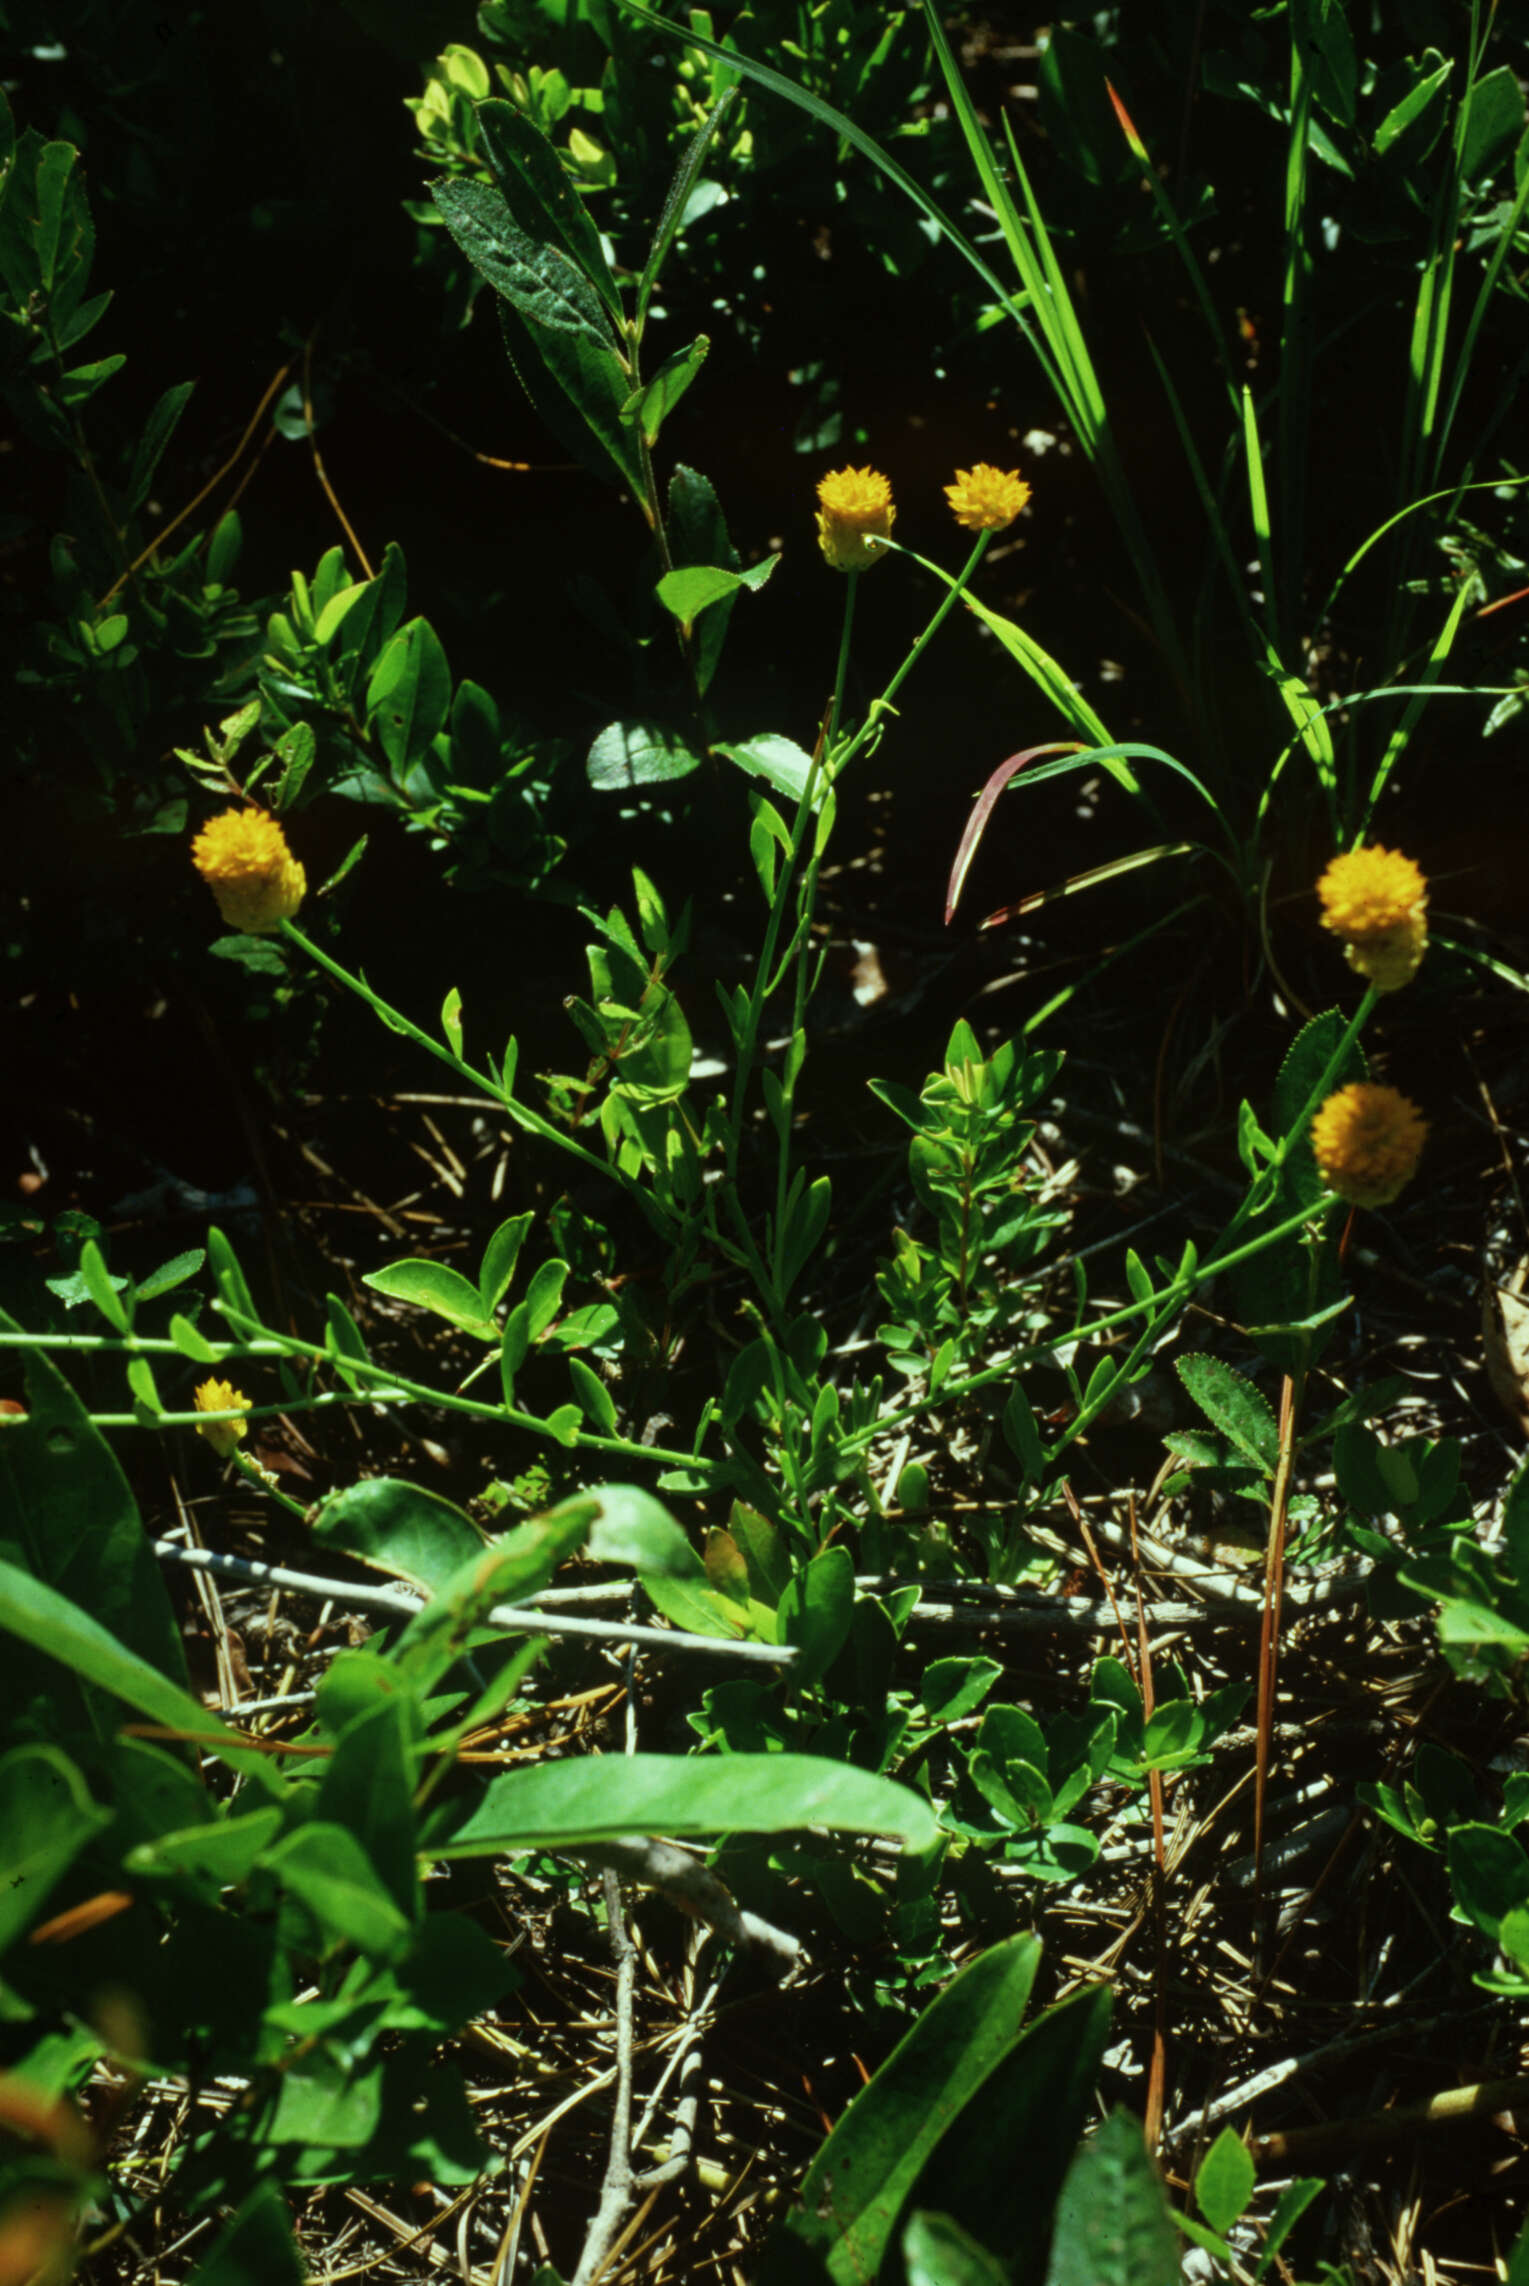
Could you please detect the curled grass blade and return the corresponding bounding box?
[956,740,1227,833]
[946,742,1084,922]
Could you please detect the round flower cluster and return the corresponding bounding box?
[193,1378,250,1458]
[1310,1083,1427,1208]
[1316,845,1428,993]
[191,808,306,935]
[944,463,1032,532]
[815,467,895,573]
[814,459,1031,572]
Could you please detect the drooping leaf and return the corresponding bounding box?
[427,1750,939,1856]
[362,1258,498,1340]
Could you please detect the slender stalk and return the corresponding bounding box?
[280,920,646,1206]
[836,531,990,772]
[1253,1368,1303,1902]
[825,567,858,746]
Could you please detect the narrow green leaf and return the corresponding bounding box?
[623,333,710,447]
[480,1212,535,1313]
[0,1557,281,1794]
[431,175,614,341]
[135,1248,206,1304]
[758,1933,1041,2283]
[474,98,624,324]
[1255,2178,1324,2281]
[79,1238,129,1331]
[125,378,195,519]
[429,1750,939,1856]
[362,1258,498,1341]
[568,1354,617,1435]
[169,1312,222,1364]
[441,985,464,1060]
[264,1821,414,1961]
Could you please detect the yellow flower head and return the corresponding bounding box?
[193,1378,250,1458]
[1316,845,1428,993]
[944,463,1031,533]
[1310,1083,1427,1209]
[816,466,895,573]
[191,808,306,935]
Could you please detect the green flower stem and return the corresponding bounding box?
[1275,985,1377,1168]
[835,529,991,773]
[208,1302,724,1480]
[841,1188,1342,1458]
[280,920,646,1209]
[232,1448,309,1518]
[724,574,859,1191]
[825,566,858,747]
[742,540,993,1290]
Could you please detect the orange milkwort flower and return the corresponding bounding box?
[944,463,1031,533]
[1310,1083,1427,1208]
[816,466,895,572]
[1316,845,1428,993]
[193,1378,250,1458]
[191,808,306,935]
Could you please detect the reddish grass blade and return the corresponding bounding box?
[945,742,1083,924]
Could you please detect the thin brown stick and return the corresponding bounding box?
[302,329,374,578]
[1253,1372,1300,1891]
[98,360,293,608]
[1064,1484,1134,1663]
[1251,2074,1529,2166]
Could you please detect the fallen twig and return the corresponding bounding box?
[153,1540,798,1665]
